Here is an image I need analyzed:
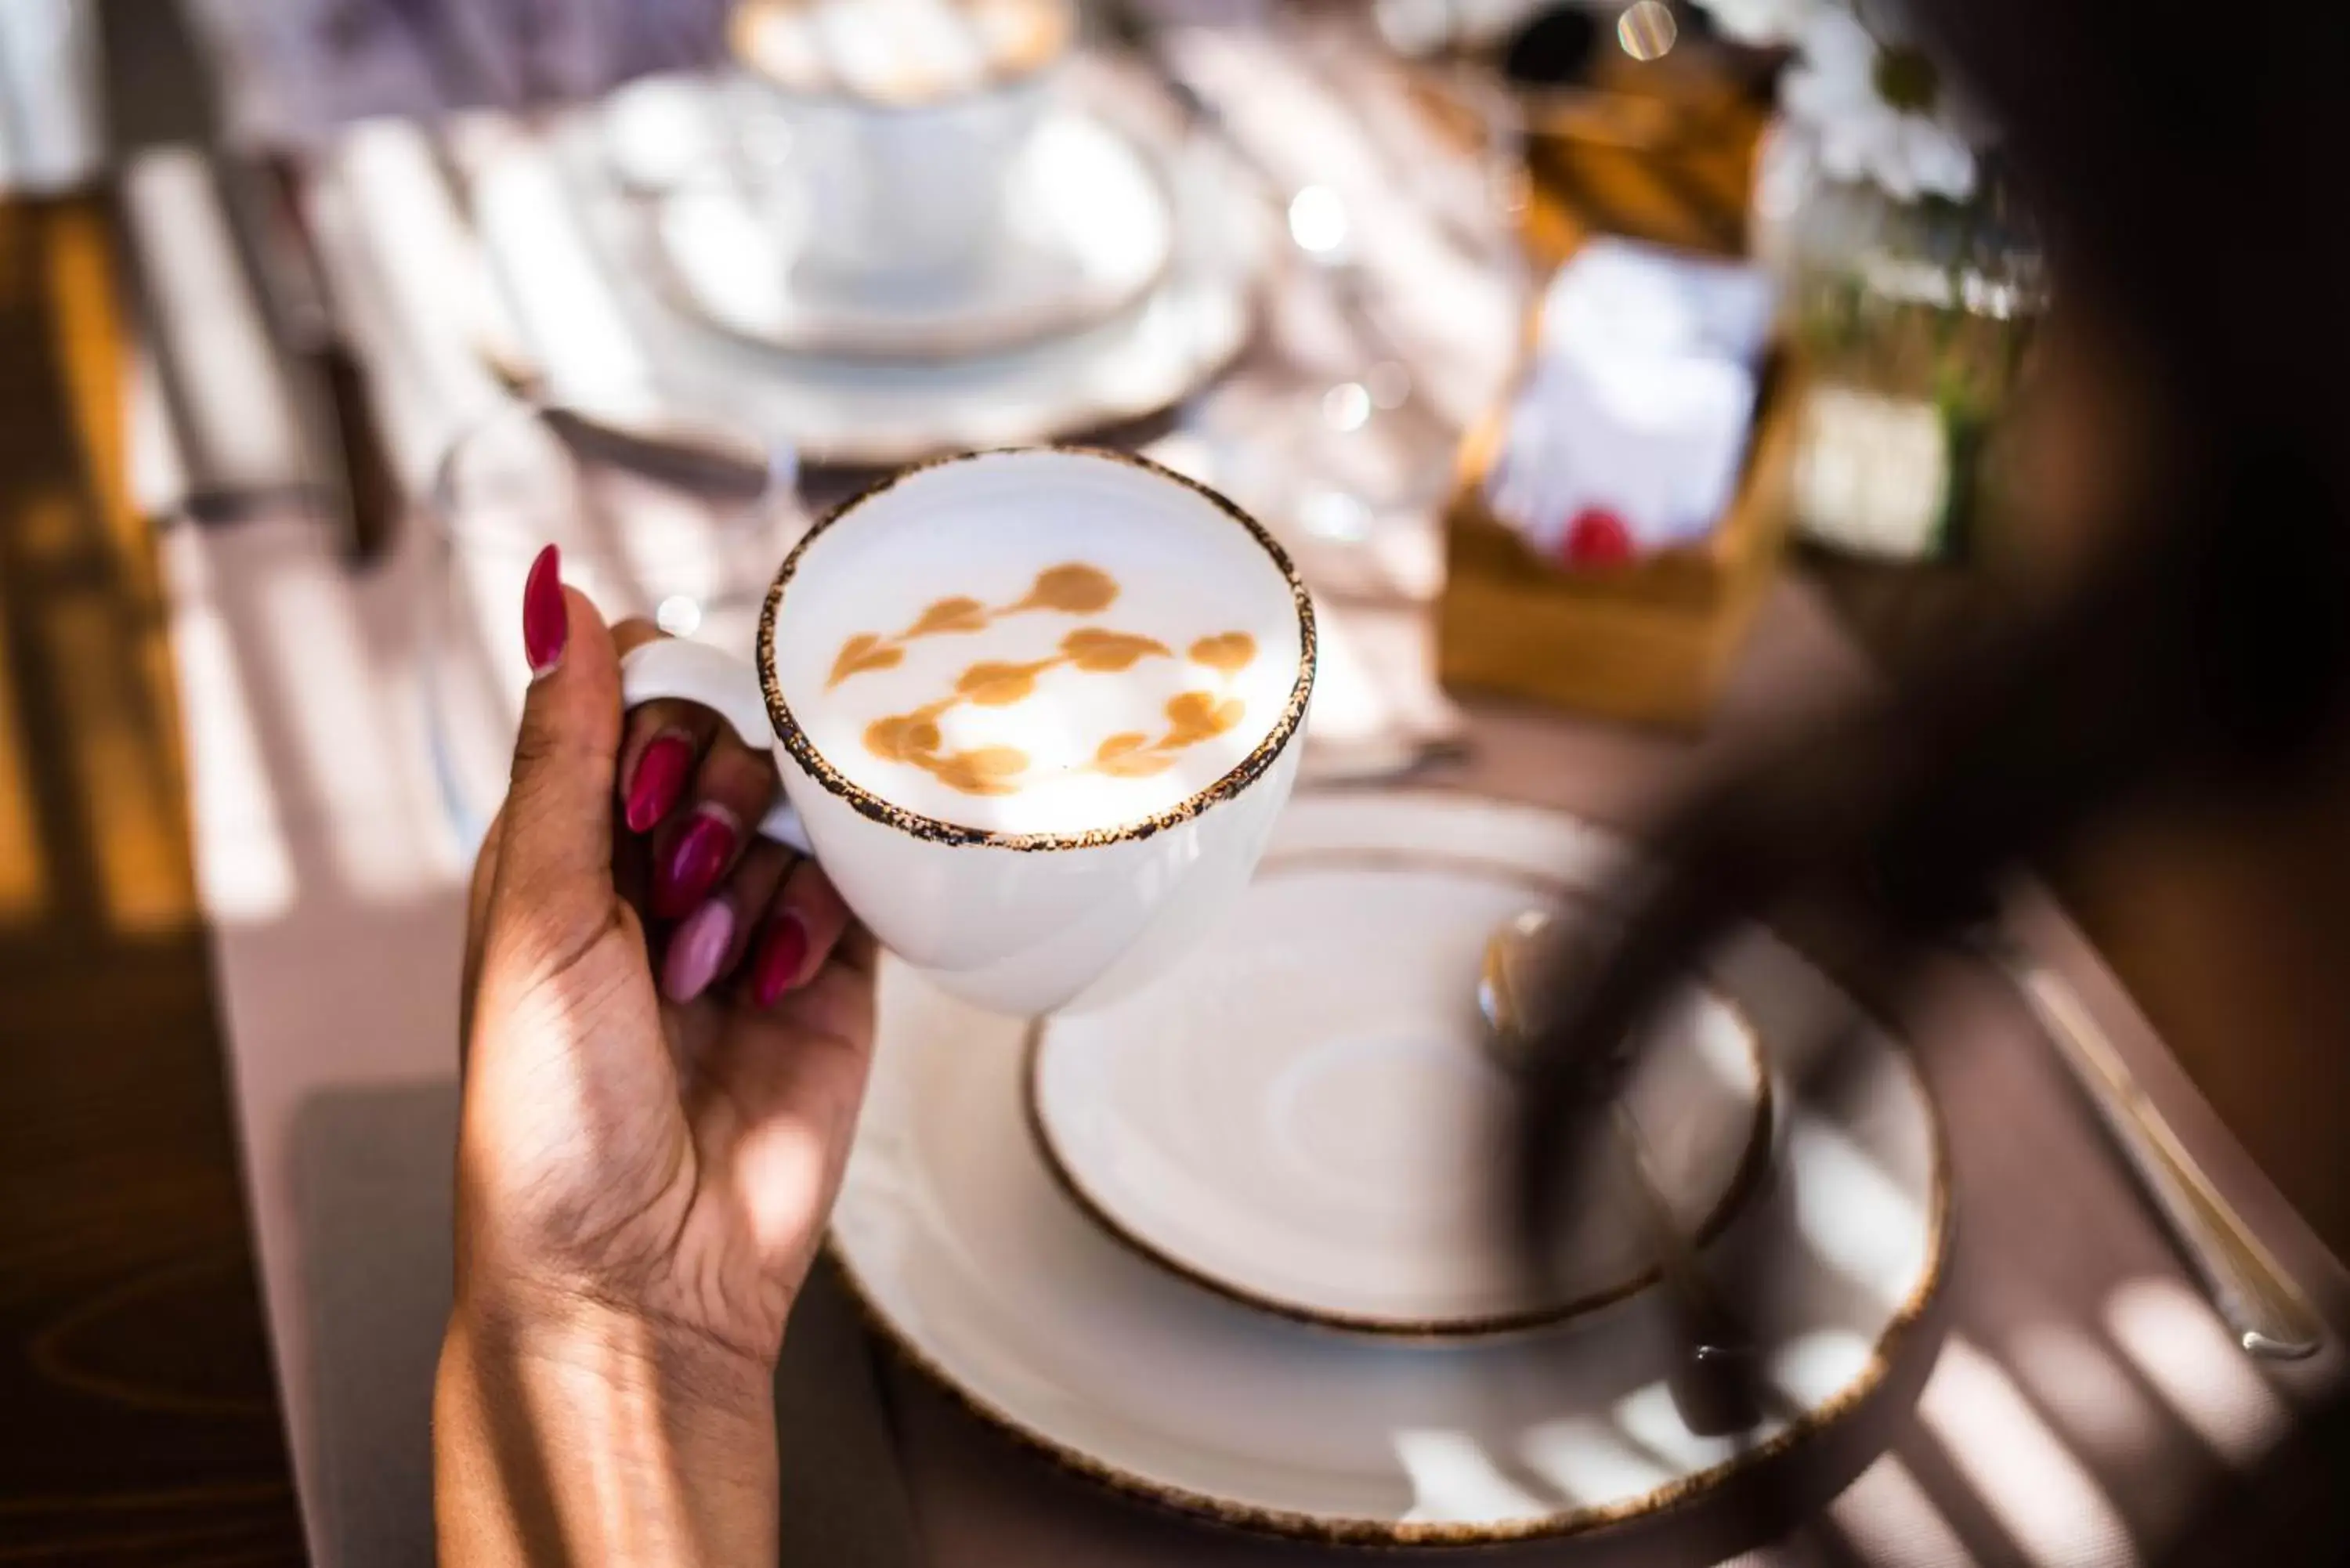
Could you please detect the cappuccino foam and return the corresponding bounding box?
[768,453,1303,836]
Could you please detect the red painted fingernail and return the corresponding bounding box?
[522,544,567,676]
[653,808,738,920]
[752,912,811,1007]
[1560,507,1635,569]
[625,733,694,834]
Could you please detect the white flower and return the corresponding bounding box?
[1780,7,1976,202]
[1687,0,1824,47]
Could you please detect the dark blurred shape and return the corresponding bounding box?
[97,0,217,149]
[1480,911,1763,1436]
[1674,0,1720,42]
[537,407,779,505]
[1512,0,2350,1555]
[1502,5,1604,87]
[229,155,404,562]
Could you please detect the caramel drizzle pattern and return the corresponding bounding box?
[828,563,1121,687]
[827,564,1258,797]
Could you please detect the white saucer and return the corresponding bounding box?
[628,89,1173,361]
[1028,850,1769,1335]
[558,62,1267,467]
[832,793,1950,1544]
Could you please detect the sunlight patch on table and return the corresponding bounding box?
[0,586,47,924]
[42,199,159,606]
[1918,1336,2139,1567]
[42,565,194,932]
[172,594,293,923]
[2008,1320,2164,1468]
[2104,1276,2291,1469]
[1828,1455,1980,1567]
[255,569,428,902]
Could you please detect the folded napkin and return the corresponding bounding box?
[1488,239,1774,562]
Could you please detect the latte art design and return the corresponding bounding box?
[828,562,1119,687]
[826,562,1259,797]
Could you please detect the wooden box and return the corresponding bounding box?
[1435,352,1802,730]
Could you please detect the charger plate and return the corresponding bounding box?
[830,792,1950,1545]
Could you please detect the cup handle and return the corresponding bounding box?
[618,640,811,857]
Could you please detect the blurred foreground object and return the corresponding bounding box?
[1726,0,2046,562]
[0,0,103,192]
[1762,155,2044,562]
[1505,4,1770,263]
[1438,240,1799,728]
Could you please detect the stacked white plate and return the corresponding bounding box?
[558,63,1269,467]
[833,792,1951,1545]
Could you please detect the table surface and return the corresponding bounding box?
[10,176,2350,1565]
[7,18,2350,1565]
[3,1,305,1556]
[0,197,305,1565]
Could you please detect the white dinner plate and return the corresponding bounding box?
[1028,848,1770,1335]
[832,792,1951,1545]
[554,62,1268,468]
[644,99,1174,362]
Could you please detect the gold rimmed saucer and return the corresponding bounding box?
[1022,849,1776,1339]
[830,792,1952,1545]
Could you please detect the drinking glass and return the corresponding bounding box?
[1175,2,1532,580]
[420,400,802,853]
[1281,51,1532,547]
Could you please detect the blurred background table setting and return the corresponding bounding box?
[3,0,2348,1564]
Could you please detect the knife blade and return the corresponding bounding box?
[540,406,783,506]
[217,151,403,563]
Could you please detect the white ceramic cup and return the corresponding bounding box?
[779,84,1050,287]
[617,447,1317,1018]
[732,0,1076,288]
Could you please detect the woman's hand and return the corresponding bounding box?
[437,546,876,1566]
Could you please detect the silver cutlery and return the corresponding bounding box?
[478,349,783,505]
[218,152,404,562]
[1974,923,2323,1360]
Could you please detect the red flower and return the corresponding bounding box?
[1560,506,1635,569]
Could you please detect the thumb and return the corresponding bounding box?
[493,547,625,939]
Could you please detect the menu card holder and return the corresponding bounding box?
[1436,348,1802,729]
